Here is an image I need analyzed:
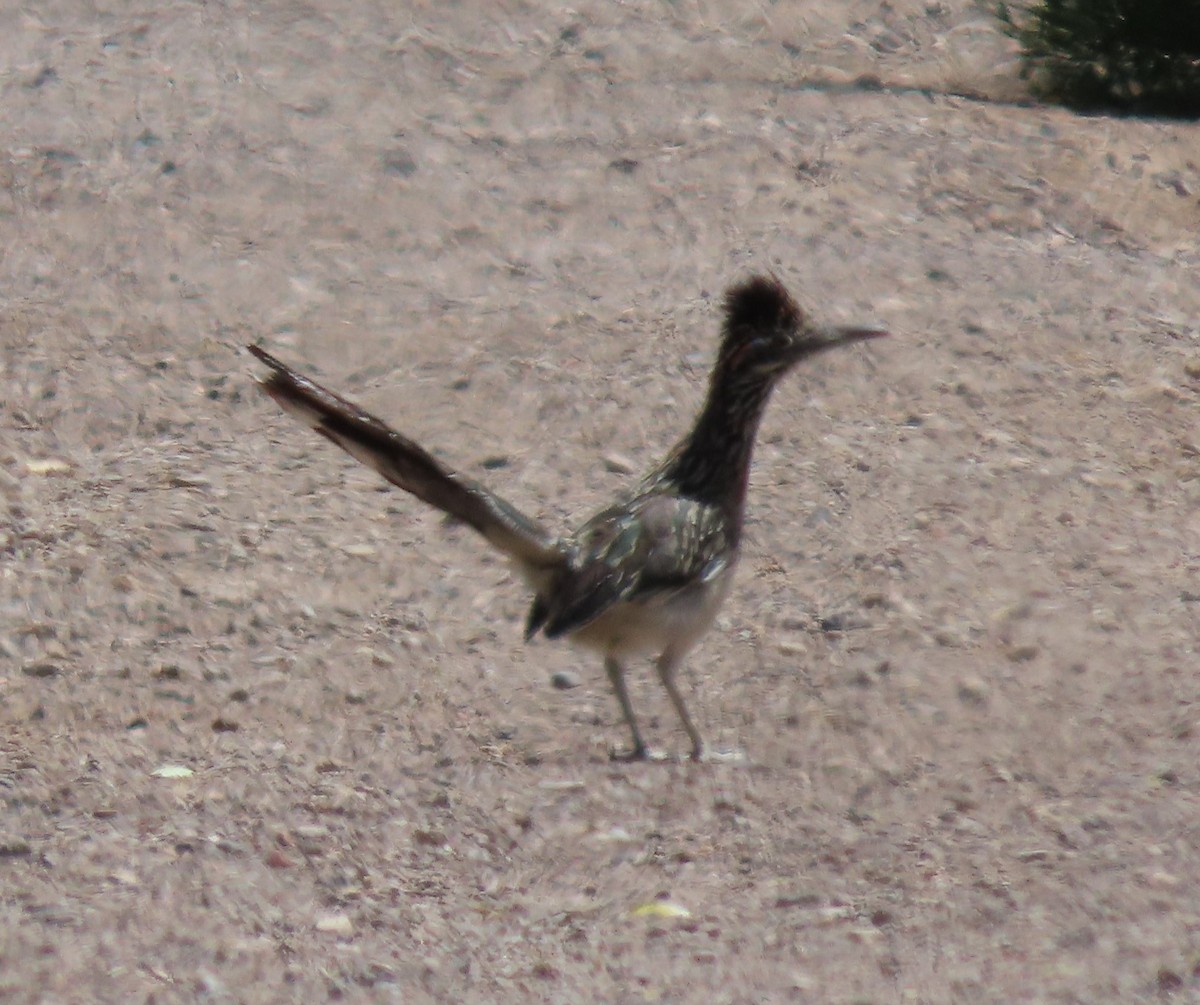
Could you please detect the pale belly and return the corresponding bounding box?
[565,564,735,660]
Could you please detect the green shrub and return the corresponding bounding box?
[997,1,1200,116]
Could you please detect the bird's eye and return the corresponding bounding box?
[755,333,791,357]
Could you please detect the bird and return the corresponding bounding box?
[248,275,885,761]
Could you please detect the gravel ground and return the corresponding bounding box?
[3,2,1199,1002]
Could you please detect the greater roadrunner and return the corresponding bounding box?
[249,276,885,760]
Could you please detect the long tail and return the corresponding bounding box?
[247,346,565,573]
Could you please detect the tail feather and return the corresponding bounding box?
[247,346,565,573]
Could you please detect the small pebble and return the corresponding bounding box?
[957,676,989,706]
[315,913,354,935]
[551,670,581,690]
[0,838,33,858]
[1005,644,1039,663]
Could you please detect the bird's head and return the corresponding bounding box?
[717,275,886,381]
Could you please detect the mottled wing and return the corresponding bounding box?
[538,493,731,639]
[248,346,565,572]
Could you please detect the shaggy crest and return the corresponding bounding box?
[722,275,801,339]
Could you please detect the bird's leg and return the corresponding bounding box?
[654,651,705,761]
[604,656,652,761]
[656,652,745,763]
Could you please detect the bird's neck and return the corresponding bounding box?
[659,371,778,518]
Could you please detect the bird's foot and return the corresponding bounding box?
[609,744,669,763]
[691,745,747,765]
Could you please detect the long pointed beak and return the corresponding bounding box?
[822,325,889,345]
[788,324,888,362]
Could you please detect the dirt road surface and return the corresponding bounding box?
[3,2,1199,1002]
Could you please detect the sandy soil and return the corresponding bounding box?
[3,2,1200,1002]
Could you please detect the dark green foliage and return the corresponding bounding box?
[997,1,1200,116]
